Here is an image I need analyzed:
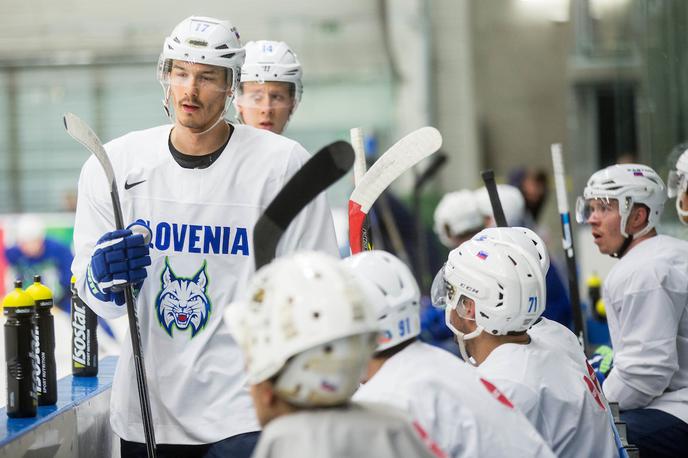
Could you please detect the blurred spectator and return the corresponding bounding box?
[509,167,549,226]
[4,214,73,311]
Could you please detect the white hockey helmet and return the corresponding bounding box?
[157,16,245,117]
[432,237,545,338]
[239,40,303,107]
[576,163,667,238]
[473,227,550,275]
[475,184,526,227]
[226,251,378,407]
[433,190,484,248]
[668,148,688,224]
[342,251,421,352]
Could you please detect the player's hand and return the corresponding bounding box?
[588,345,614,383]
[86,220,152,305]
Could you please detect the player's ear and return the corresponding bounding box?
[462,297,477,319]
[628,204,650,233]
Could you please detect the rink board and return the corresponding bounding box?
[0,356,117,457]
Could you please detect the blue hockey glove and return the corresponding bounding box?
[86,220,151,305]
[588,344,614,384]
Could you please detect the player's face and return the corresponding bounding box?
[237,81,295,134]
[169,61,230,131]
[680,192,688,224]
[249,381,276,427]
[586,198,624,255]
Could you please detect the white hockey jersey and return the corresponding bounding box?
[477,340,618,458]
[353,341,554,458]
[251,403,443,458]
[528,317,587,369]
[71,124,339,444]
[603,235,688,423]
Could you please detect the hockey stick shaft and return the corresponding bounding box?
[253,141,354,269]
[551,143,587,351]
[63,113,157,458]
[481,169,508,227]
[350,128,372,252]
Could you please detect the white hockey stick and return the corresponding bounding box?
[63,112,157,458]
[350,127,367,186]
[349,126,442,254]
[551,143,587,352]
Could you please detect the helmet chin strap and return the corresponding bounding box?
[445,306,482,365]
[611,234,633,259]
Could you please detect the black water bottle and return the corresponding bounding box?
[71,276,98,376]
[26,275,58,405]
[3,280,38,417]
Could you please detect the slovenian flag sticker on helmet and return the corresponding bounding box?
[378,330,393,344]
[477,250,489,260]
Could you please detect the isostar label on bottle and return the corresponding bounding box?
[72,301,88,366]
[30,325,42,396]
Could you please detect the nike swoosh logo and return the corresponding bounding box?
[124,180,146,190]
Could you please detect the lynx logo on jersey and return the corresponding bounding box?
[156,257,211,338]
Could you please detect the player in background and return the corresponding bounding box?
[668,147,688,226]
[433,234,618,457]
[578,163,688,457]
[5,214,72,311]
[226,252,443,458]
[433,187,572,329]
[71,16,338,457]
[343,250,555,458]
[235,40,302,134]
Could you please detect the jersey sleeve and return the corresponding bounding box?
[71,155,128,319]
[603,280,684,410]
[274,143,340,258]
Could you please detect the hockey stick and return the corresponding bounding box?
[551,143,587,352]
[413,152,448,290]
[350,127,367,186]
[253,140,354,270]
[63,112,157,458]
[350,127,410,262]
[480,169,509,227]
[350,127,373,251]
[349,127,442,254]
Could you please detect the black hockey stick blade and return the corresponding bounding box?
[253,141,355,270]
[481,169,509,227]
[414,152,448,191]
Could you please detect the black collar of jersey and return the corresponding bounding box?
[168,124,232,169]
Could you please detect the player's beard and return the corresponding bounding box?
[176,96,225,132]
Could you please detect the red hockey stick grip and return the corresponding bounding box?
[348,201,367,254]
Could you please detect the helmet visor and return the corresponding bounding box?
[575,196,617,224]
[236,83,295,109]
[431,264,457,310]
[159,57,231,93]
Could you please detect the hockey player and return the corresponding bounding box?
[668,147,688,225]
[433,188,572,328]
[433,235,619,457]
[343,250,555,457]
[578,163,688,456]
[235,40,302,134]
[71,16,338,457]
[227,252,442,458]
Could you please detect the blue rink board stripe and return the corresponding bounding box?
[0,356,117,447]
